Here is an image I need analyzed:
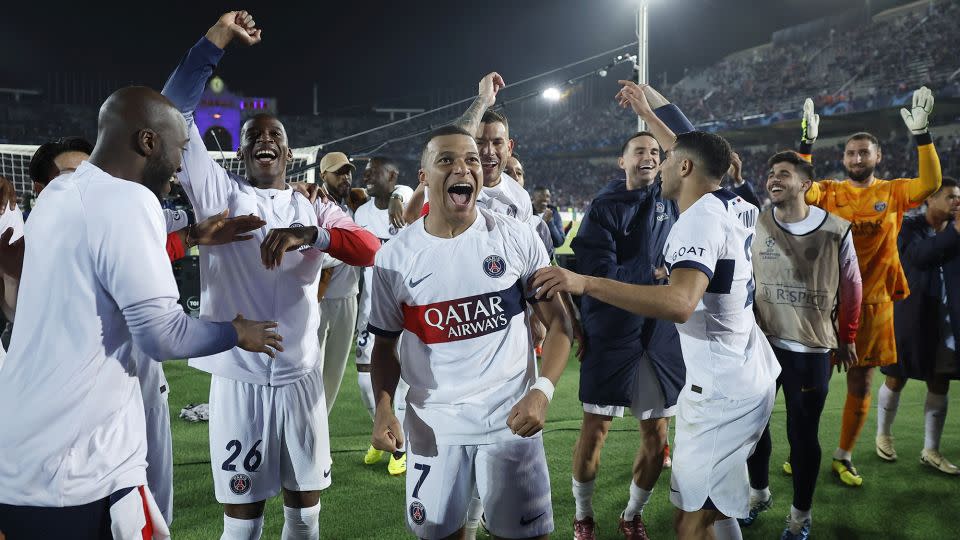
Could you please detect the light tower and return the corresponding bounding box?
[636,0,650,131]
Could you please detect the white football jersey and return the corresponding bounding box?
[477,172,533,221]
[178,121,357,386]
[663,189,780,400]
[368,209,549,445]
[0,163,179,506]
[354,185,415,320]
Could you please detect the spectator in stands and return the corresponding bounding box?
[531,186,565,249]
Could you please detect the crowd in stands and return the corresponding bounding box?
[3,0,959,215]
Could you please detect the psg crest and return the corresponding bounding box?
[409,501,426,525]
[874,201,887,212]
[483,255,507,278]
[230,473,252,495]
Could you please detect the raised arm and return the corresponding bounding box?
[453,72,504,136]
[899,87,942,203]
[616,81,677,151]
[161,12,261,215]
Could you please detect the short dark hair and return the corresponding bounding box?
[510,151,521,162]
[846,132,880,149]
[672,131,732,180]
[531,185,549,193]
[480,109,509,133]
[936,176,958,193]
[369,156,399,171]
[620,131,659,156]
[28,136,94,184]
[767,150,816,180]
[421,125,475,166]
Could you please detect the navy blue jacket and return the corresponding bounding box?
[888,214,960,380]
[571,103,695,408]
[573,179,685,406]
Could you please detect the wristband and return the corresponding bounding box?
[530,376,555,402]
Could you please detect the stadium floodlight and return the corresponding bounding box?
[542,87,562,102]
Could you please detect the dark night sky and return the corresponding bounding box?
[1,0,905,115]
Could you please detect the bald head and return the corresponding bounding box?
[90,86,188,199]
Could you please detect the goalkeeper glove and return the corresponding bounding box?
[900,86,934,135]
[801,98,819,144]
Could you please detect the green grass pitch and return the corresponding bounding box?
[164,356,959,539]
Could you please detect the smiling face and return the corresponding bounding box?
[476,120,513,187]
[504,156,525,186]
[766,161,811,207]
[239,114,293,186]
[619,134,661,190]
[419,133,482,221]
[843,138,881,183]
[364,159,397,198]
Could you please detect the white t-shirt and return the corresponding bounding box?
[178,121,358,386]
[663,189,780,400]
[477,172,533,221]
[0,205,24,368]
[0,162,234,506]
[354,186,415,317]
[767,206,858,354]
[368,209,550,445]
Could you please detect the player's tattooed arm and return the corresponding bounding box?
[454,72,505,136]
[371,335,404,452]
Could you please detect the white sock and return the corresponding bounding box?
[749,486,771,503]
[924,392,948,451]
[833,448,852,461]
[623,480,651,519]
[572,477,596,520]
[357,370,376,421]
[281,503,321,540]
[463,496,483,538]
[712,517,744,540]
[790,505,811,523]
[221,514,263,540]
[876,384,901,436]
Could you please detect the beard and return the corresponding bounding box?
[143,155,177,200]
[847,165,875,182]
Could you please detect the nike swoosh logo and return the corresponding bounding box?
[519,512,545,526]
[409,273,432,287]
[323,469,331,478]
[670,487,680,494]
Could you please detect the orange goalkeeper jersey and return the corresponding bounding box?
[804,143,941,304]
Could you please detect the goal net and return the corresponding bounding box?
[0,144,321,197]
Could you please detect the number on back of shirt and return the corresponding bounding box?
[222,439,263,472]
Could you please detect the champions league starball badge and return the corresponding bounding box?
[230,473,252,495]
[483,255,506,278]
